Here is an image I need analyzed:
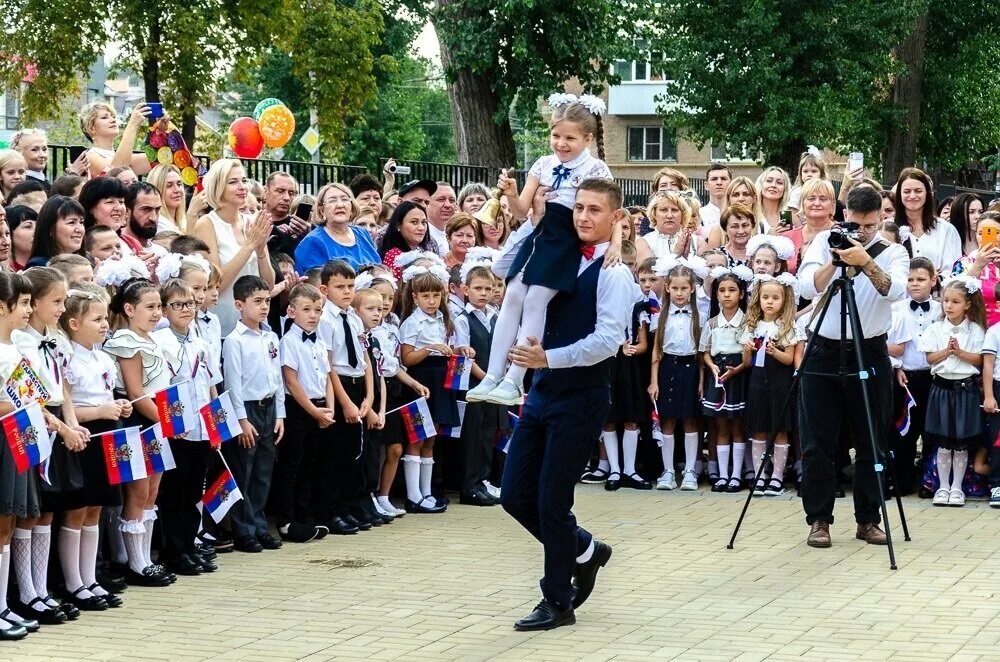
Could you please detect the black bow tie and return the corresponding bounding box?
[910,300,930,312]
[38,338,57,352]
[200,314,211,323]
[673,308,690,315]
[302,331,317,343]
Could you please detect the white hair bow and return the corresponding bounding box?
[354,273,375,291]
[753,271,799,295]
[460,247,500,283]
[943,274,982,294]
[394,249,444,269]
[709,264,754,282]
[806,144,822,158]
[96,254,150,287]
[402,264,450,285]
[546,92,606,117]
[746,234,796,261]
[154,253,184,283]
[653,254,708,279]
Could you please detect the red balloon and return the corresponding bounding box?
[228,117,264,158]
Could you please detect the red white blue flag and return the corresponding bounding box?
[442,355,472,391]
[154,382,197,437]
[1,402,52,474]
[101,427,147,485]
[202,466,242,523]
[199,391,242,448]
[494,411,520,454]
[895,386,916,436]
[437,400,466,439]
[651,404,664,447]
[400,398,436,443]
[141,423,176,475]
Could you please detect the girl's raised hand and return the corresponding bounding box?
[497,168,517,196]
[602,243,622,268]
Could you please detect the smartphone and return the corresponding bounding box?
[68,145,86,164]
[779,210,793,228]
[982,225,998,248]
[147,102,164,121]
[847,152,864,173]
[295,202,313,221]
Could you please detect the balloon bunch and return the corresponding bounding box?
[144,117,207,186]
[227,98,296,158]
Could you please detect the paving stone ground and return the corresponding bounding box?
[6,486,998,661]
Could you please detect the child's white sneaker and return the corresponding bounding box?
[483,480,501,498]
[655,470,676,490]
[991,486,1000,508]
[948,489,965,507]
[932,488,950,506]
[680,470,698,491]
[484,378,524,406]
[466,375,499,402]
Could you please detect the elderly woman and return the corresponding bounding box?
[147,164,188,233]
[954,212,1000,325]
[442,213,484,268]
[457,183,491,214]
[78,176,128,230]
[718,203,755,267]
[780,178,837,274]
[79,101,152,178]
[294,182,379,272]
[636,191,701,263]
[379,201,432,279]
[894,167,961,273]
[193,158,275,335]
[706,177,761,248]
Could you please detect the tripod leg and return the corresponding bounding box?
[843,279,899,570]
[884,448,912,541]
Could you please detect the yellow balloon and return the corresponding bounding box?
[257,104,296,149]
[156,146,173,165]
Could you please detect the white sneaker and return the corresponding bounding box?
[483,378,525,406]
[655,470,677,490]
[377,496,405,517]
[932,488,950,506]
[680,470,698,491]
[482,480,501,499]
[466,375,499,402]
[991,486,1000,508]
[948,489,965,507]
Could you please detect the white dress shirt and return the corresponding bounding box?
[798,233,909,339]
[448,293,470,347]
[699,309,746,355]
[918,318,985,379]
[281,323,331,400]
[659,302,704,356]
[319,300,366,378]
[527,149,614,210]
[467,303,498,330]
[370,322,401,378]
[906,220,962,274]
[13,325,70,406]
[428,224,448,257]
[400,307,450,353]
[886,310,910,369]
[222,322,286,419]
[980,322,1000,381]
[545,243,641,369]
[153,327,215,441]
[893,298,941,371]
[197,309,223,385]
[67,342,116,408]
[700,202,721,232]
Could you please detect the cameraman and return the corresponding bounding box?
[797,186,909,548]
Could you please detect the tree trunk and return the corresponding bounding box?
[770,139,808,181]
[181,110,197,152]
[434,2,516,168]
[882,11,928,181]
[142,19,161,102]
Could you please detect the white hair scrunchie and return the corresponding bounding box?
[710,264,754,282]
[653,254,709,280]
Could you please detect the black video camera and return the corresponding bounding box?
[828,222,862,250]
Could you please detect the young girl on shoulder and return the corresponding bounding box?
[919,276,986,507]
[59,283,129,610]
[398,267,473,513]
[467,93,617,406]
[701,265,753,492]
[102,278,173,587]
[649,258,706,491]
[740,274,804,497]
[746,234,794,277]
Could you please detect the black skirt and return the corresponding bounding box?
[0,427,41,518]
[656,354,700,420]
[702,353,748,419]
[607,350,649,425]
[382,375,416,446]
[506,203,579,293]
[924,377,983,449]
[407,357,460,429]
[743,358,795,435]
[47,417,123,510]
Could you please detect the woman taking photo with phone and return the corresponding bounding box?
[953,212,1000,326]
[78,101,153,178]
[293,182,379,272]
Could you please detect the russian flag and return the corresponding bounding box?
[199,391,242,448]
[141,424,176,475]
[400,398,436,443]
[437,400,466,439]
[647,295,660,315]
[1,402,52,474]
[651,404,664,447]
[202,467,242,523]
[155,382,197,437]
[442,355,472,391]
[494,411,521,454]
[896,386,916,436]
[101,427,147,485]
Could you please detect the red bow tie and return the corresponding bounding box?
[580,245,596,260]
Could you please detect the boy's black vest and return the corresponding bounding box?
[467,310,494,388]
[532,256,612,393]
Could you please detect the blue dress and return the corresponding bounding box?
[294,225,380,272]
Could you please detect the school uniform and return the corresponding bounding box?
[318,300,369,523]
[918,318,985,450]
[222,322,285,544]
[655,304,704,420]
[197,310,223,387]
[372,320,413,447]
[275,323,330,530]
[152,326,216,566]
[399,308,460,428]
[740,321,803,434]
[606,303,649,425]
[461,304,508,500]
[700,309,748,418]
[0,342,41,518]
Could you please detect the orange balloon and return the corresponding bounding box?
[257,104,296,149]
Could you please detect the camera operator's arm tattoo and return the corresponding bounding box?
[861,259,892,296]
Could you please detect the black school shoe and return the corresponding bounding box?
[125,566,172,588]
[513,600,576,632]
[325,516,358,535]
[278,521,320,543]
[86,584,122,608]
[191,552,218,573]
[168,554,204,576]
[20,597,67,625]
[257,533,283,550]
[234,536,264,553]
[622,473,652,490]
[572,540,613,608]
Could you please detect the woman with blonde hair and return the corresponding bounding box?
[780,178,836,273]
[78,101,152,178]
[293,182,379,272]
[146,164,188,233]
[0,149,27,203]
[636,191,700,263]
[706,177,761,248]
[755,166,791,231]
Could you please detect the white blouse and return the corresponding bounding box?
[67,342,117,407]
[527,149,613,210]
[12,325,71,407]
[640,230,701,260]
[917,318,985,379]
[700,309,746,355]
[371,321,402,378]
[659,304,704,356]
[400,308,450,353]
[103,329,171,392]
[906,220,962,275]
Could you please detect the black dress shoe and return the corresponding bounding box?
[257,533,283,550]
[278,521,320,543]
[234,535,264,553]
[343,513,372,531]
[190,552,218,573]
[459,488,500,506]
[195,542,218,560]
[326,516,359,535]
[513,599,576,631]
[87,585,123,608]
[0,608,39,632]
[0,621,27,640]
[405,496,446,514]
[622,472,652,490]
[168,554,204,576]
[24,598,67,624]
[572,540,612,608]
[314,524,329,539]
[124,566,172,588]
[48,596,80,620]
[604,472,621,491]
[362,499,394,525]
[102,574,128,594]
[351,506,381,527]
[65,587,108,611]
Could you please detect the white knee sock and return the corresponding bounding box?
[622,429,639,476]
[419,457,434,498]
[80,524,102,594]
[601,431,621,474]
[951,450,968,493]
[936,448,953,490]
[732,443,746,481]
[597,458,610,473]
[502,285,555,386]
[30,524,51,600]
[59,527,92,597]
[771,445,789,484]
[716,445,731,480]
[142,509,157,567]
[743,447,755,479]
[751,439,767,478]
[120,519,146,573]
[402,455,422,503]
[0,546,16,629]
[683,433,699,473]
[486,277,528,378]
[11,528,36,604]
[660,435,675,474]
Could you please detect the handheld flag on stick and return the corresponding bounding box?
[1,402,52,474]
[437,400,466,439]
[141,423,176,475]
[199,391,242,448]
[202,462,242,523]
[400,398,436,444]
[442,355,472,391]
[896,386,916,436]
[5,358,50,408]
[495,410,521,454]
[154,382,197,437]
[651,403,664,447]
[101,427,147,485]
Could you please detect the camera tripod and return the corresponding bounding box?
[727,263,910,570]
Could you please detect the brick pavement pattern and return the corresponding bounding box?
[5,487,998,661]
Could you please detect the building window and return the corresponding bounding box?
[628,126,677,162]
[612,43,667,83]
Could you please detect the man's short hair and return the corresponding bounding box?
[846,186,882,216]
[288,283,323,305]
[321,259,356,284]
[265,171,297,188]
[170,234,211,255]
[706,163,733,179]
[84,224,116,251]
[576,178,622,210]
[908,256,936,278]
[125,181,159,210]
[233,275,269,302]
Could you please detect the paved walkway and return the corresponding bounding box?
[7,487,999,661]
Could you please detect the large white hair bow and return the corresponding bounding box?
[653,254,708,279]
[402,264,450,285]
[394,249,444,269]
[709,264,754,282]
[746,234,796,261]
[546,92,606,117]
[460,247,500,283]
[95,254,150,287]
[753,271,799,296]
[943,274,982,294]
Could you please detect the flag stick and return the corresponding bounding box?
[383,397,424,416]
